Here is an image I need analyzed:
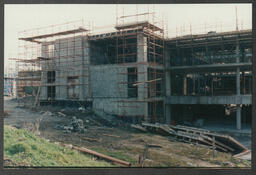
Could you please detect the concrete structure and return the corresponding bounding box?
[16,22,164,123]
[17,22,252,130]
[165,29,252,130]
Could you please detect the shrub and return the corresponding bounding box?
[7,143,29,155]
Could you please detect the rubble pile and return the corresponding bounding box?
[56,116,87,133]
[71,116,86,132]
[40,106,128,134]
[41,111,54,116]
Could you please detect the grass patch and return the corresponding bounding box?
[171,143,251,167]
[7,143,30,155]
[4,125,112,167]
[93,147,137,164]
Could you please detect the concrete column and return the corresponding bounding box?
[165,105,171,125]
[165,52,171,96]
[236,67,240,95]
[183,75,187,95]
[165,49,171,124]
[137,33,148,122]
[236,38,241,130]
[236,105,241,130]
[236,39,240,96]
[193,74,196,95]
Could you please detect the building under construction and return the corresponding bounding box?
[14,15,252,130]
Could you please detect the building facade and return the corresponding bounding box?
[17,22,252,129]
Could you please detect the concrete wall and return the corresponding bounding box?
[39,35,90,101]
[90,65,126,98]
[90,64,145,117]
[89,33,149,118]
[39,35,145,117]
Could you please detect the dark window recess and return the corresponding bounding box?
[128,67,138,98]
[47,86,56,99]
[67,76,79,99]
[90,36,137,65]
[148,101,164,123]
[148,68,164,97]
[47,71,55,83]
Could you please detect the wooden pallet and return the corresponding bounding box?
[141,122,248,154]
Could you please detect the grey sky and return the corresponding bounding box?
[4,4,252,73]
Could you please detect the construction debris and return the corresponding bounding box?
[57,112,66,117]
[233,150,251,160]
[42,111,53,116]
[141,122,248,155]
[131,124,147,132]
[102,134,120,138]
[82,137,101,142]
[71,116,86,133]
[148,144,162,148]
[88,118,101,126]
[78,107,85,112]
[55,116,87,133]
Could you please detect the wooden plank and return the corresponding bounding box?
[169,130,228,152]
[233,149,251,158]
[142,122,176,135]
[19,27,88,42]
[132,78,162,87]
[198,137,228,152]
[159,125,176,134]
[227,136,248,151]
[171,124,248,153]
[141,123,245,154]
[200,135,235,152]
[131,124,147,132]
[171,125,211,134]
[82,137,101,142]
[102,134,120,138]
[89,118,102,126]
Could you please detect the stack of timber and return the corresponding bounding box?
[135,122,248,155]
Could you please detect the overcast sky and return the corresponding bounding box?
[4,4,252,74]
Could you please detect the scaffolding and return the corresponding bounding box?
[3,58,16,97]
[9,6,252,128]
[15,20,90,106]
[115,7,165,123]
[167,29,252,97]
[13,10,166,124]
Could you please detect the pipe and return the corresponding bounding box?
[64,144,131,167]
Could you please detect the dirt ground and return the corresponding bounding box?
[4,96,251,167]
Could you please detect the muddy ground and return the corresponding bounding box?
[4,97,251,167]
